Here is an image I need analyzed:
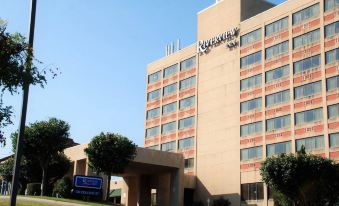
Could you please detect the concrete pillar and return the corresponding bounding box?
[138,175,152,206]
[157,173,170,206]
[124,176,140,206]
[170,169,184,206]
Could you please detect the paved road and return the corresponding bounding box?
[0,196,92,206]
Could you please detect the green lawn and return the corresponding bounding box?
[21,196,114,206]
[0,200,54,206]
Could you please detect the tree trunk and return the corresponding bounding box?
[41,167,47,196]
[106,174,111,201]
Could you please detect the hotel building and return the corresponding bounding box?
[144,0,339,205]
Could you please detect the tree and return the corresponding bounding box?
[84,133,137,200]
[0,157,14,182]
[11,118,71,196]
[260,148,339,206]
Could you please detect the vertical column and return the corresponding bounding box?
[124,176,140,206]
[170,168,184,206]
[138,175,152,206]
[157,173,170,206]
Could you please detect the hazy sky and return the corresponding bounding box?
[0,0,286,158]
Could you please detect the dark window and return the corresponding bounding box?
[241,182,264,201]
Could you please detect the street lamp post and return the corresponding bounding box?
[9,0,37,205]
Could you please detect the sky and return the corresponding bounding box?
[0,0,286,158]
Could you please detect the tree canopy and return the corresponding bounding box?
[260,148,339,206]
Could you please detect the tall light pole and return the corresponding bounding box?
[9,0,37,205]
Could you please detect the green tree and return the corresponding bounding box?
[11,118,71,196]
[0,157,14,182]
[260,148,339,206]
[85,132,137,200]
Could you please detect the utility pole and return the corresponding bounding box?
[9,0,37,205]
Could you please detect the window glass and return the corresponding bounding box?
[163,83,177,96]
[328,104,339,119]
[163,64,178,78]
[146,107,160,120]
[296,136,324,151]
[325,48,339,64]
[241,183,264,201]
[265,41,289,60]
[178,137,195,149]
[161,141,176,152]
[184,158,194,169]
[180,57,196,71]
[293,29,320,49]
[265,17,289,37]
[329,133,339,148]
[240,146,262,161]
[148,89,161,101]
[161,121,176,134]
[267,141,291,156]
[145,126,159,138]
[179,96,195,110]
[265,65,289,83]
[324,21,339,38]
[292,3,320,25]
[240,98,262,113]
[179,116,195,130]
[324,0,339,11]
[241,29,262,47]
[180,76,196,90]
[241,74,262,91]
[162,102,177,115]
[293,55,320,74]
[266,90,290,107]
[241,122,262,137]
[240,51,262,68]
[295,108,323,126]
[148,71,161,84]
[326,75,339,91]
[266,115,291,132]
[294,81,322,99]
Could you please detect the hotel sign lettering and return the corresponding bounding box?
[198,27,239,54]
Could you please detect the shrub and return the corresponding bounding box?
[26,183,41,196]
[213,197,231,206]
[52,177,72,198]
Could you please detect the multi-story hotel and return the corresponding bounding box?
[144,0,339,205]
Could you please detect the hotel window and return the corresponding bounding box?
[145,126,159,138]
[325,48,339,64]
[265,41,289,60]
[179,116,195,130]
[180,76,196,91]
[178,137,194,150]
[240,146,262,161]
[146,107,160,120]
[266,90,290,107]
[265,65,289,83]
[266,115,291,132]
[330,133,339,148]
[184,158,194,169]
[240,29,261,47]
[293,55,320,74]
[296,136,324,151]
[328,104,339,119]
[240,74,261,91]
[148,89,161,101]
[295,108,323,126]
[161,141,176,152]
[163,83,177,96]
[294,81,322,100]
[162,102,177,115]
[325,21,339,38]
[327,75,339,91]
[240,98,262,113]
[179,96,195,110]
[240,51,262,68]
[240,122,262,137]
[147,145,159,150]
[265,17,288,37]
[241,183,264,201]
[163,64,178,78]
[161,121,176,134]
[292,3,319,25]
[267,141,291,156]
[180,56,196,71]
[293,29,320,49]
[324,0,339,11]
[148,71,161,84]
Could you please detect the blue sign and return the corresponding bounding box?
[74,176,103,190]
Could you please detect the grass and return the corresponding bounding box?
[21,196,114,206]
[0,200,55,206]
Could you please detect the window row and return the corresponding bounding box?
[145,116,195,137]
[148,56,196,84]
[147,76,196,101]
[146,96,195,120]
[146,137,195,151]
